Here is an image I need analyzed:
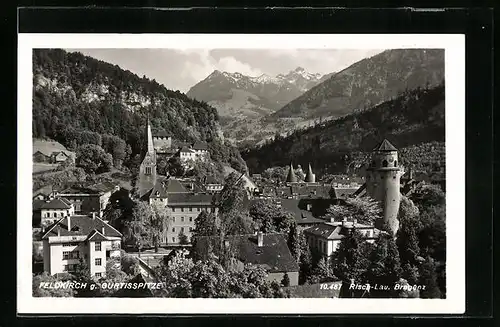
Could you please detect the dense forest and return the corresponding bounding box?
[242,83,445,175]
[32,49,247,174]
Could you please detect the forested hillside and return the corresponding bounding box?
[242,84,445,175]
[32,49,247,173]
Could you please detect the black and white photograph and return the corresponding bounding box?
[18,34,465,314]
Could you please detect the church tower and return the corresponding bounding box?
[305,163,316,183]
[365,139,402,235]
[138,116,157,198]
[286,162,297,183]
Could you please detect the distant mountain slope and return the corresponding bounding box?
[186,67,328,124]
[32,49,247,173]
[242,84,445,175]
[272,49,445,120]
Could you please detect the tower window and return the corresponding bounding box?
[394,160,397,167]
[145,166,152,175]
[382,160,388,167]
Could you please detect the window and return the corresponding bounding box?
[197,207,200,212]
[95,258,102,266]
[172,217,176,222]
[189,217,193,222]
[63,251,70,260]
[181,227,185,232]
[172,208,176,212]
[172,227,176,232]
[172,237,176,243]
[189,227,193,232]
[181,208,184,212]
[181,217,185,222]
[145,166,152,175]
[189,207,192,212]
[63,264,69,271]
[382,160,388,167]
[394,160,398,167]
[95,272,102,278]
[63,243,72,247]
[95,242,101,251]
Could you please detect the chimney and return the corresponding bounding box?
[257,231,263,247]
[306,203,312,211]
[101,226,105,235]
[67,216,71,230]
[92,212,96,219]
[57,227,60,237]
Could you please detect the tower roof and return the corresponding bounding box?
[305,163,315,183]
[286,162,297,183]
[373,139,397,152]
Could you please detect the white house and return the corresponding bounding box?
[303,219,379,258]
[41,213,122,278]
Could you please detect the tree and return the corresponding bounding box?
[150,201,169,251]
[192,211,218,237]
[178,230,189,245]
[418,256,442,298]
[409,182,445,209]
[281,273,291,287]
[190,254,232,298]
[167,156,185,177]
[76,144,113,174]
[419,204,446,262]
[324,196,382,225]
[33,272,75,297]
[308,257,335,284]
[125,201,154,252]
[97,258,131,297]
[363,233,402,298]
[71,258,96,297]
[249,199,295,234]
[332,229,371,289]
[156,250,195,297]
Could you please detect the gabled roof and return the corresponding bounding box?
[40,198,72,210]
[332,187,359,199]
[149,177,189,199]
[373,139,397,151]
[194,233,299,273]
[33,199,46,211]
[41,215,122,239]
[192,141,208,150]
[86,230,109,242]
[180,146,195,153]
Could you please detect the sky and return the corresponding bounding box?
[66,48,384,93]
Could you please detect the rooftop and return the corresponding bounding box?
[40,198,72,210]
[167,192,216,206]
[41,214,122,240]
[304,221,376,240]
[194,233,300,273]
[373,139,398,152]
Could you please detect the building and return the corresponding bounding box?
[304,219,379,258]
[147,176,219,245]
[41,213,122,278]
[204,176,224,193]
[38,198,75,226]
[56,181,120,217]
[364,139,402,235]
[194,232,300,286]
[32,140,75,164]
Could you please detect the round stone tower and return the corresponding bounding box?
[365,139,402,235]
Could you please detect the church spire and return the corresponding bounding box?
[146,112,154,155]
[286,162,297,183]
[305,163,316,183]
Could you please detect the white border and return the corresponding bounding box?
[18,34,465,314]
